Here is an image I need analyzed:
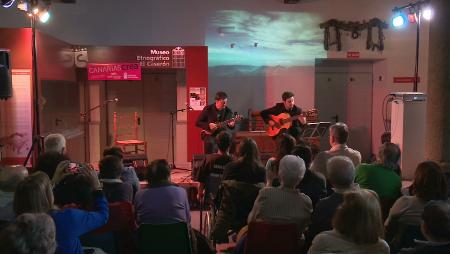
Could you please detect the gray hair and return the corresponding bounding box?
[327,156,355,189]
[0,165,28,192]
[377,142,401,170]
[0,213,56,254]
[44,133,66,154]
[279,155,306,188]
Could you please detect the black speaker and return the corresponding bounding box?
[0,50,12,100]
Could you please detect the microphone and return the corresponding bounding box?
[105,98,119,103]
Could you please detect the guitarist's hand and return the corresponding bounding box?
[209,123,218,131]
[298,115,307,125]
[227,119,236,128]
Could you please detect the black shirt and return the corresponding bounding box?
[223,160,266,184]
[196,153,233,184]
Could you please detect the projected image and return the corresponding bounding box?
[207,10,326,67]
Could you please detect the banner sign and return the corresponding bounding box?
[87,63,142,81]
[136,47,186,68]
[347,51,360,58]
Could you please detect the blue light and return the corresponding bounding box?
[392,13,406,28]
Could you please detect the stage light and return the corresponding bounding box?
[392,12,406,28]
[407,13,417,23]
[38,9,50,23]
[1,0,16,8]
[422,7,433,21]
[32,6,39,14]
[17,0,28,11]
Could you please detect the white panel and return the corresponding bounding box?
[391,99,427,180]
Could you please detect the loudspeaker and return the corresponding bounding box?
[0,50,12,100]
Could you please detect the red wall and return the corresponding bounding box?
[87,46,208,160]
[0,28,32,69]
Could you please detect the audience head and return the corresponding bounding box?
[0,213,56,254]
[53,173,95,209]
[327,156,356,190]
[146,159,171,185]
[411,161,448,202]
[333,189,384,244]
[238,138,261,166]
[103,146,124,160]
[377,142,401,171]
[99,155,124,179]
[291,144,312,169]
[216,131,232,153]
[421,201,450,242]
[44,133,66,154]
[279,155,306,188]
[275,133,296,161]
[0,165,28,192]
[13,172,54,216]
[329,122,349,145]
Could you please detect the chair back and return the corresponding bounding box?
[83,201,137,254]
[205,173,223,202]
[137,222,192,254]
[245,221,300,254]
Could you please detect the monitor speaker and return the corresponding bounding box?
[0,50,12,100]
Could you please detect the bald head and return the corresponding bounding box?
[0,165,28,192]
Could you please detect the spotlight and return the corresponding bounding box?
[392,12,406,28]
[32,6,39,14]
[407,13,416,23]
[17,0,28,11]
[422,7,433,21]
[1,0,16,8]
[38,9,50,23]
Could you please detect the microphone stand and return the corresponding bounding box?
[81,99,117,162]
[170,107,190,170]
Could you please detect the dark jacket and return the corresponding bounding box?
[196,103,234,135]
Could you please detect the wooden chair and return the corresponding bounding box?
[113,112,147,155]
[137,222,192,254]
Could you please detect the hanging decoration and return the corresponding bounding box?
[319,18,388,51]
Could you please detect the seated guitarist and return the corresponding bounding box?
[260,91,306,140]
[196,91,235,154]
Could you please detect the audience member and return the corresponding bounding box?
[134,159,190,225]
[305,156,358,251]
[308,189,389,254]
[386,161,447,226]
[355,142,402,200]
[292,144,326,207]
[265,133,296,186]
[223,138,266,184]
[35,133,70,179]
[103,146,140,195]
[310,122,361,180]
[52,167,109,254]
[248,155,312,233]
[0,165,28,222]
[0,213,56,254]
[399,201,450,254]
[196,131,233,202]
[98,155,133,203]
[13,172,54,216]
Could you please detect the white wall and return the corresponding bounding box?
[0,0,430,155]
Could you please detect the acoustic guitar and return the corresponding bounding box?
[200,114,243,140]
[266,109,317,137]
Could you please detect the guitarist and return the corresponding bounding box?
[196,91,235,154]
[260,91,306,140]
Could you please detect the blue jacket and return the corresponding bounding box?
[51,194,109,254]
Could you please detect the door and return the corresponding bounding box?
[41,80,85,162]
[315,70,373,161]
[106,72,177,161]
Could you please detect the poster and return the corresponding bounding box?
[189,87,207,110]
[0,69,32,162]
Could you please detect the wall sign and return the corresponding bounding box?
[393,76,420,83]
[136,47,185,68]
[87,63,141,80]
